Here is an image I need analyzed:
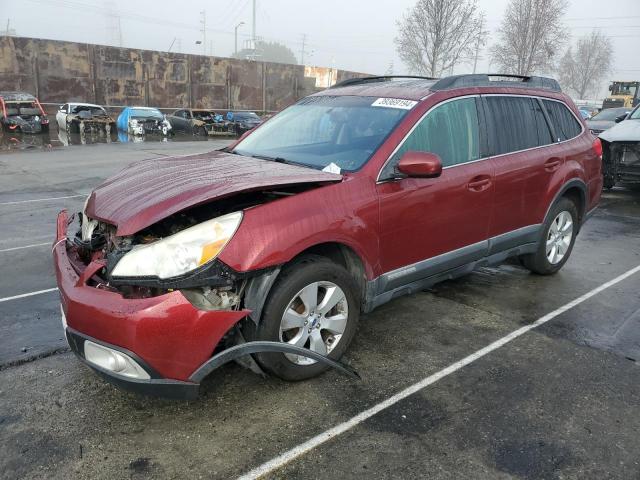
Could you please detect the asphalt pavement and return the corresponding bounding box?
[1,141,640,479]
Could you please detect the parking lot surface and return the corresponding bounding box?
[1,142,640,479]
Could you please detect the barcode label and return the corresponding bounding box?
[371,98,418,110]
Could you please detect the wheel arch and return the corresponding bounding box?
[544,178,587,226]
[243,241,370,325]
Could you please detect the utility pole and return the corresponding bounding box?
[235,22,245,55]
[200,10,206,56]
[300,34,307,65]
[252,0,256,45]
[472,15,485,74]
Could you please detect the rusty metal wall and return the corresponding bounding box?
[0,37,367,112]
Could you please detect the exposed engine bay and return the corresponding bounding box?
[70,187,309,307]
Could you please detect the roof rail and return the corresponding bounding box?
[331,75,437,89]
[430,74,561,92]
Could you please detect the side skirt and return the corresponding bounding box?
[364,226,542,313]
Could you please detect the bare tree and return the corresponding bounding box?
[395,0,486,77]
[491,0,568,75]
[558,31,613,99]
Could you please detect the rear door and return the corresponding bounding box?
[483,95,559,249]
[376,96,494,292]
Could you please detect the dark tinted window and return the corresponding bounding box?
[542,99,582,141]
[485,96,553,155]
[389,97,480,170]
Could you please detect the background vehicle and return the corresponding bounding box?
[116,107,172,136]
[228,111,262,136]
[166,109,230,136]
[56,103,115,134]
[600,104,640,189]
[0,91,49,134]
[602,81,640,109]
[54,74,602,398]
[587,107,631,135]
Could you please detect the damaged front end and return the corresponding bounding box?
[56,177,355,397]
[600,117,640,188]
[129,116,171,136]
[602,141,640,188]
[1,100,49,134]
[67,109,115,135]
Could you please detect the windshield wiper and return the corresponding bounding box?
[250,154,290,164]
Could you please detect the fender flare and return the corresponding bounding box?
[189,341,360,382]
[543,178,588,227]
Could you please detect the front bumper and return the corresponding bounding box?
[53,211,249,397]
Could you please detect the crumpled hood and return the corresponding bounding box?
[600,120,640,143]
[86,151,342,236]
[586,120,615,132]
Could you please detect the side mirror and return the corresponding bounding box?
[615,114,627,123]
[58,105,65,111]
[397,151,443,178]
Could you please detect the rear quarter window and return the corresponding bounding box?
[542,99,582,141]
[484,96,554,156]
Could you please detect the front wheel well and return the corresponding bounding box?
[290,243,368,310]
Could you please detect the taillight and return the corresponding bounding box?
[592,137,603,157]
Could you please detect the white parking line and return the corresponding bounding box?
[238,264,640,480]
[0,288,58,304]
[0,242,50,253]
[0,194,85,206]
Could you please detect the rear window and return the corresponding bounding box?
[484,96,553,156]
[542,100,582,141]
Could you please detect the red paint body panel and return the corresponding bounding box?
[376,160,494,272]
[219,175,381,278]
[86,152,341,236]
[53,211,249,381]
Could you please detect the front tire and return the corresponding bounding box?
[249,255,360,381]
[521,197,578,275]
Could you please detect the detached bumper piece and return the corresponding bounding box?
[66,329,359,400]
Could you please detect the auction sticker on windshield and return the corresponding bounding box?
[372,98,418,110]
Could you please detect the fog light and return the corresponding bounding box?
[84,341,150,380]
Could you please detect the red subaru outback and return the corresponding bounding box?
[53,74,603,398]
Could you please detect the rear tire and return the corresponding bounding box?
[520,197,578,275]
[248,255,360,381]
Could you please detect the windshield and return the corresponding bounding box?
[130,108,163,119]
[591,108,630,121]
[630,106,640,120]
[233,95,411,171]
[611,83,639,97]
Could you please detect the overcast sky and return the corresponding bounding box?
[3,0,640,99]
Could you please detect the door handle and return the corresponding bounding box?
[544,158,561,172]
[467,176,491,192]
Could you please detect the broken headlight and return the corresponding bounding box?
[111,212,242,279]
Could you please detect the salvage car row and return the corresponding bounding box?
[0,91,263,138]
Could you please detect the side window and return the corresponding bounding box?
[184,110,192,119]
[542,99,582,141]
[484,96,553,155]
[390,97,480,170]
[532,99,554,146]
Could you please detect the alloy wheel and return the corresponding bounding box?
[279,281,348,365]
[546,211,573,264]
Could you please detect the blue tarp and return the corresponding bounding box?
[116,107,164,131]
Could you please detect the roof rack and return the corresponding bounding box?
[331,75,437,89]
[429,74,561,92]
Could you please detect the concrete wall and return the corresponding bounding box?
[0,36,366,112]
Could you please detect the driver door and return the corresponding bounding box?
[376,96,494,292]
